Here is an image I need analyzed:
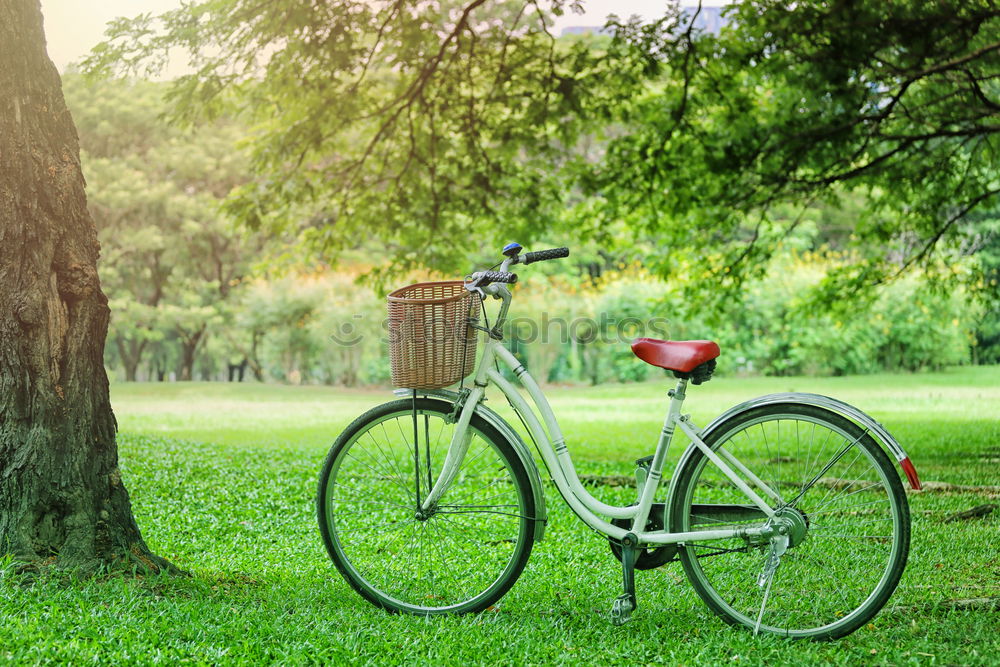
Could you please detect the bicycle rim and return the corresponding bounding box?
[672,404,909,639]
[317,400,534,614]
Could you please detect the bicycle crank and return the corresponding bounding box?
[608,505,678,570]
[610,533,639,626]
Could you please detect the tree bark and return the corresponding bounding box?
[0,0,174,572]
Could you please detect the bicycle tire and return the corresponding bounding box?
[317,398,536,614]
[669,403,910,639]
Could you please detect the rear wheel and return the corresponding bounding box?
[670,403,910,639]
[317,398,536,614]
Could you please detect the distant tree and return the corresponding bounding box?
[87,1,999,303]
[969,211,1000,362]
[64,74,261,380]
[0,0,172,572]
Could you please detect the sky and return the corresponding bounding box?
[41,0,185,72]
[39,0,729,73]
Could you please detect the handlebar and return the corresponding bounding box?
[515,247,570,265]
[465,245,570,292]
[464,246,570,331]
[468,270,518,288]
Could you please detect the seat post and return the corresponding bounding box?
[669,377,688,411]
[665,377,689,440]
[655,377,688,474]
[630,376,689,533]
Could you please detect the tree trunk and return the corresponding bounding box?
[249,331,264,381]
[123,358,139,382]
[177,326,205,381]
[115,337,146,382]
[0,0,174,573]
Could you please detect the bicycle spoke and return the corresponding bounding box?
[788,429,869,507]
[808,447,870,509]
[806,497,889,516]
[810,481,887,514]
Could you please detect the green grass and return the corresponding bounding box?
[2,367,999,664]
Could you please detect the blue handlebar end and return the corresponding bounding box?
[502,242,523,257]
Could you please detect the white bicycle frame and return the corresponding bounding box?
[420,333,785,546]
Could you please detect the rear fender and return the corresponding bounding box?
[690,393,921,490]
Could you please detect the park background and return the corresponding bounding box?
[57,19,1000,387]
[1,0,999,664]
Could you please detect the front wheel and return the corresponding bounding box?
[669,403,910,639]
[317,398,536,614]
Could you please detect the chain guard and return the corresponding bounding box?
[608,504,678,570]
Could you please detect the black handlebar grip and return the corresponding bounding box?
[521,247,570,265]
[487,270,518,284]
[472,270,518,286]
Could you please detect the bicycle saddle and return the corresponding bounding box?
[631,338,720,374]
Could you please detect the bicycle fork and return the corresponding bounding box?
[417,385,483,513]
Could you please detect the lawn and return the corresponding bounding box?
[2,367,998,664]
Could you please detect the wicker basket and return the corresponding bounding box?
[387,281,481,389]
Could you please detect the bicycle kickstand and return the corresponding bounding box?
[610,533,639,626]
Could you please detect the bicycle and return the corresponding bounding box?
[316,243,921,639]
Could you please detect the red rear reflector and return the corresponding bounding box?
[900,457,921,490]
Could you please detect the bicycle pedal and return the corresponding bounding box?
[610,594,635,626]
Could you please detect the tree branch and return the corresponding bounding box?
[338,0,490,197]
[892,187,1000,279]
